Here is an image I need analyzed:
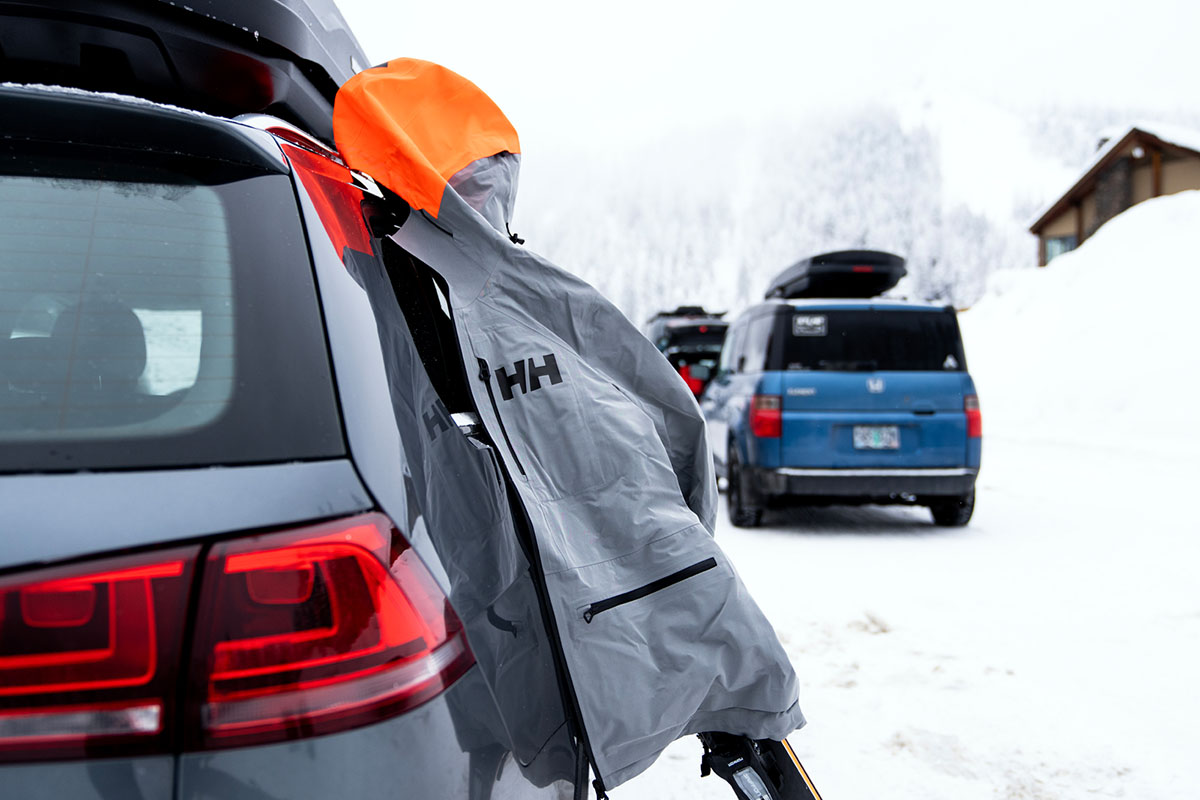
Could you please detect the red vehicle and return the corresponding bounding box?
[644,306,729,397]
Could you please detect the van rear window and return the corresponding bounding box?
[0,147,343,471]
[659,324,727,352]
[780,310,966,372]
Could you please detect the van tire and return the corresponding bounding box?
[727,450,763,528]
[929,490,974,527]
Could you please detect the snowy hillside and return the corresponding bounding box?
[894,91,1078,225]
[621,193,1200,800]
[961,190,1200,454]
[518,107,1032,320]
[515,101,1200,327]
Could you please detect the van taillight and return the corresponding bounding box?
[749,395,782,438]
[0,548,197,762]
[965,394,982,438]
[0,513,473,761]
[187,513,473,749]
[678,365,704,396]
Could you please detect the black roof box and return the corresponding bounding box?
[646,306,726,322]
[0,0,369,144]
[765,250,907,299]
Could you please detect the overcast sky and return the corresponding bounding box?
[336,0,1200,156]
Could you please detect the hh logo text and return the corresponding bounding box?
[495,353,563,401]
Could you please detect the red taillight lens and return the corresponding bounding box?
[678,365,704,396]
[282,143,373,263]
[749,394,782,438]
[188,513,473,749]
[0,548,197,762]
[0,514,471,760]
[965,394,982,438]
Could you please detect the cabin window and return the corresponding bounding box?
[1045,235,1077,263]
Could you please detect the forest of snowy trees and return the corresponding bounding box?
[515,102,1199,326]
[518,107,1027,324]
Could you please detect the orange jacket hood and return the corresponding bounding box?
[333,58,521,230]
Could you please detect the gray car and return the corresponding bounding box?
[0,47,574,800]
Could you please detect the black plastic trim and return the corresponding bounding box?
[0,84,287,174]
[0,0,369,143]
[749,466,977,500]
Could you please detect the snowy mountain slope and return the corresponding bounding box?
[894,92,1078,226]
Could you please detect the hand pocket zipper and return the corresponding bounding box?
[582,558,718,623]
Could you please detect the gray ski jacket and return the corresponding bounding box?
[334,58,804,790]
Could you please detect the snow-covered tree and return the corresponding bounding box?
[519,105,1040,323]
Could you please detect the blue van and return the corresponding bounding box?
[701,298,981,527]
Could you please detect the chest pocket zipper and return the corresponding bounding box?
[583,558,718,623]
[477,357,527,477]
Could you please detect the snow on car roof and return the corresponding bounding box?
[1,82,312,152]
[2,82,225,121]
[1,82,290,174]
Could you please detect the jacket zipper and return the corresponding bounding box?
[486,422,608,799]
[583,557,718,623]
[477,357,527,476]
[451,331,602,795]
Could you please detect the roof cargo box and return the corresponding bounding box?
[765,250,907,299]
[646,306,726,323]
[0,0,369,144]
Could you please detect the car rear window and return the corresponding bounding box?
[778,309,966,372]
[0,145,343,471]
[659,323,728,351]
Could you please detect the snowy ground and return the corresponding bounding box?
[620,194,1200,799]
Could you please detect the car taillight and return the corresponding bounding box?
[0,548,198,762]
[679,365,704,396]
[0,513,473,762]
[187,513,473,749]
[749,394,782,438]
[965,394,982,438]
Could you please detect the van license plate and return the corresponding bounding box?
[853,425,899,449]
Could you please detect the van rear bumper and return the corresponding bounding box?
[749,466,977,501]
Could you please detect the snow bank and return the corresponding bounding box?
[960,191,1200,455]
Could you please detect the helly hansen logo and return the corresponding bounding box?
[423,398,453,440]
[495,353,563,401]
